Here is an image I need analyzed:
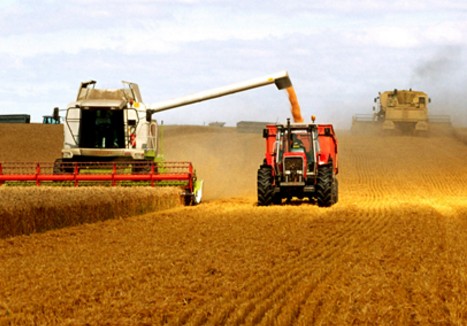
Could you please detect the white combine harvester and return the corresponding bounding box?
[1,72,293,205]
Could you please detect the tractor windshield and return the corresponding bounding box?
[290,132,309,153]
[286,131,312,153]
[276,129,316,164]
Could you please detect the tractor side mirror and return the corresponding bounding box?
[262,128,269,138]
[128,119,136,126]
[324,127,331,136]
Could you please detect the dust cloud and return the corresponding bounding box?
[162,126,264,201]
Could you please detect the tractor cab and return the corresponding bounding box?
[275,120,320,178]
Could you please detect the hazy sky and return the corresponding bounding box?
[1,0,466,127]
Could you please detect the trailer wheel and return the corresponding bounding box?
[316,165,334,207]
[257,166,273,206]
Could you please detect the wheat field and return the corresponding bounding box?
[0,123,467,325]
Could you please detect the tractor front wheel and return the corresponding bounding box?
[257,166,274,206]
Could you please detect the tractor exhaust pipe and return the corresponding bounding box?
[148,71,292,114]
[287,118,292,151]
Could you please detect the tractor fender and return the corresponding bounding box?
[317,156,338,176]
[317,153,331,166]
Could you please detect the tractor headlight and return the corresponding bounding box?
[285,170,291,175]
[63,151,73,159]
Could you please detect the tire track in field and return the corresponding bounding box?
[302,208,466,324]
[179,205,393,325]
[292,210,397,324]
[280,209,393,325]
[235,207,392,325]
[177,207,359,324]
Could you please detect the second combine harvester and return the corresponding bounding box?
[352,89,451,134]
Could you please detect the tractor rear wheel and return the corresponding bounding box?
[316,165,334,207]
[257,166,274,206]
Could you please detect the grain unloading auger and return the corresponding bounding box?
[0,71,292,205]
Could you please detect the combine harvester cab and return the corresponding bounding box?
[1,72,293,205]
[59,80,159,165]
[352,89,451,135]
[258,117,338,207]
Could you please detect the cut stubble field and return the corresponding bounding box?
[1,124,467,325]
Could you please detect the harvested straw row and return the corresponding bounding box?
[0,187,182,238]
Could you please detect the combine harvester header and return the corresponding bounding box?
[0,71,293,205]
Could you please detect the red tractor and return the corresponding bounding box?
[257,118,338,207]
